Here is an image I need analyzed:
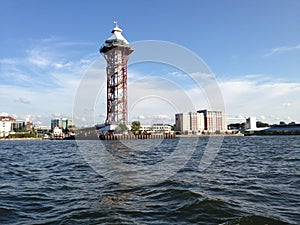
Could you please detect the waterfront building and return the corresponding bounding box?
[53,127,64,139]
[245,117,257,130]
[34,125,51,131]
[0,116,28,137]
[175,113,190,132]
[244,116,268,132]
[25,120,33,131]
[175,112,205,134]
[0,116,15,122]
[11,121,26,131]
[51,119,59,130]
[0,115,35,137]
[140,124,172,134]
[148,124,172,134]
[197,109,227,132]
[0,117,12,137]
[151,124,172,133]
[51,118,74,131]
[139,125,152,133]
[0,116,28,132]
[34,125,51,135]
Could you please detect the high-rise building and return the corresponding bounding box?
[11,121,25,131]
[197,109,227,132]
[0,117,12,137]
[51,119,60,130]
[51,118,74,131]
[100,22,134,126]
[175,112,205,134]
[245,117,257,130]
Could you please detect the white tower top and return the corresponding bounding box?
[106,21,129,44]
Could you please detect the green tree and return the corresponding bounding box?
[171,124,176,131]
[131,121,141,135]
[115,123,128,134]
[228,123,245,130]
[256,121,269,128]
[279,121,286,126]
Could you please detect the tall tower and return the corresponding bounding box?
[100,22,134,126]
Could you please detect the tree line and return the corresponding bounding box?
[228,121,298,130]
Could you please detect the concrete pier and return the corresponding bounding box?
[99,133,176,140]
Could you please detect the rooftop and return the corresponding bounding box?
[100,22,133,54]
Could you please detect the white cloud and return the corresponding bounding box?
[0,58,18,64]
[190,72,215,80]
[2,37,300,126]
[283,102,291,107]
[153,114,173,120]
[16,97,31,104]
[103,69,300,125]
[26,48,52,68]
[0,112,9,116]
[169,71,187,78]
[54,63,63,69]
[217,75,300,123]
[0,38,99,126]
[138,115,145,119]
[265,44,300,56]
[126,76,196,125]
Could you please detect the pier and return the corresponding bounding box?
[98,133,176,140]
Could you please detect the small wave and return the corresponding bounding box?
[0,206,19,224]
[221,215,290,225]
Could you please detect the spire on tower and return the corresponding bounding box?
[112,21,123,33]
[113,21,118,28]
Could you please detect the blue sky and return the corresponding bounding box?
[1,0,300,126]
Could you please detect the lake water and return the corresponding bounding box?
[0,136,299,224]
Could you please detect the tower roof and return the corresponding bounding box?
[100,22,133,54]
[107,22,129,44]
[102,22,129,48]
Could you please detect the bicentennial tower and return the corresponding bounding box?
[100,22,134,127]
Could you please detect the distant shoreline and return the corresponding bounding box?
[0,133,244,141]
[4,133,300,141]
[176,134,244,137]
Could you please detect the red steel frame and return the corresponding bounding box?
[101,46,132,125]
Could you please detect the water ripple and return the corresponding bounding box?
[0,137,299,224]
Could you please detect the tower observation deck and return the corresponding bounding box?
[100,22,134,126]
